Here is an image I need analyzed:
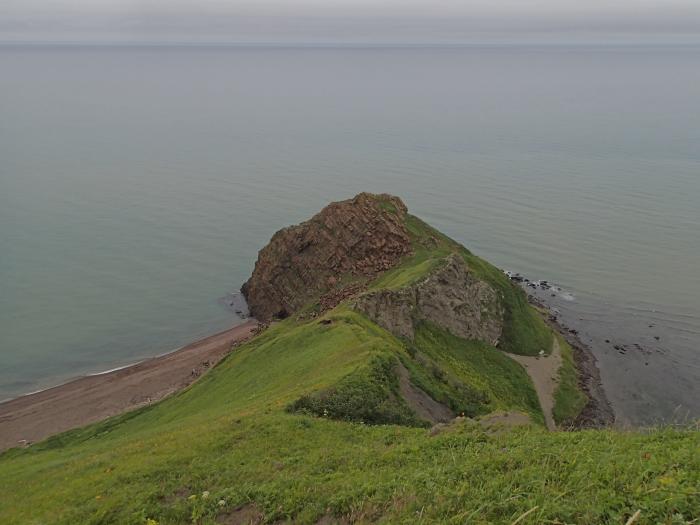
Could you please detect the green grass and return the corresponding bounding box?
[283,310,544,427]
[1,409,697,524]
[1,310,698,524]
[369,254,445,291]
[408,322,544,425]
[287,352,424,427]
[368,216,453,291]
[374,213,553,357]
[376,199,398,215]
[553,333,589,426]
[455,244,553,357]
[1,202,697,524]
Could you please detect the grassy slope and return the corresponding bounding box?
[1,207,697,524]
[285,308,544,425]
[371,213,571,422]
[408,322,544,425]
[373,214,552,357]
[1,311,698,524]
[553,333,589,427]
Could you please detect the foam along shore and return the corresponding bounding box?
[0,319,258,452]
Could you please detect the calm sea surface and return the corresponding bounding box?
[1,45,699,424]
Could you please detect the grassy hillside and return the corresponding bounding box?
[408,322,544,424]
[373,214,553,357]
[1,309,698,524]
[552,333,589,427]
[1,202,697,524]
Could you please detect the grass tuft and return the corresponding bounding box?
[552,333,589,426]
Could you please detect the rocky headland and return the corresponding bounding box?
[0,192,612,455]
[242,192,412,322]
[3,193,696,525]
[241,192,609,430]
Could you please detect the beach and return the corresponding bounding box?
[0,319,258,452]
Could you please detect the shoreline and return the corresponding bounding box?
[0,350,191,406]
[0,319,259,452]
[0,359,166,405]
[0,274,616,454]
[527,294,616,428]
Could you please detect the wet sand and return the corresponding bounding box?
[0,320,258,452]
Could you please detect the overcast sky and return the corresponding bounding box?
[2,0,700,44]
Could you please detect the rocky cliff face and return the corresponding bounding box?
[241,193,413,322]
[353,254,504,344]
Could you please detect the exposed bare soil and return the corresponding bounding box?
[506,337,562,431]
[396,362,453,424]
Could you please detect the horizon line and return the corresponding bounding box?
[3,40,700,48]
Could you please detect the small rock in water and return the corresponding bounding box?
[614,345,626,354]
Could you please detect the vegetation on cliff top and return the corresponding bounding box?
[370,212,553,357]
[1,193,697,524]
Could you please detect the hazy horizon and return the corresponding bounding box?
[3,0,700,45]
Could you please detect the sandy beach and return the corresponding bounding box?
[0,319,258,452]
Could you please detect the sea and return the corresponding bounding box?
[1,44,699,425]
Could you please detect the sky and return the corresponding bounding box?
[2,0,700,44]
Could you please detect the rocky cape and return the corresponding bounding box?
[241,192,611,429]
[243,193,503,346]
[242,193,412,322]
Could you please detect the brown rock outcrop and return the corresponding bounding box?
[241,193,413,322]
[353,254,504,344]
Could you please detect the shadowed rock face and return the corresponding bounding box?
[354,254,504,345]
[241,193,413,322]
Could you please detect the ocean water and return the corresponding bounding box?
[1,44,699,424]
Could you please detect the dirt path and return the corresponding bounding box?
[0,320,258,452]
[396,362,453,424]
[506,337,562,431]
